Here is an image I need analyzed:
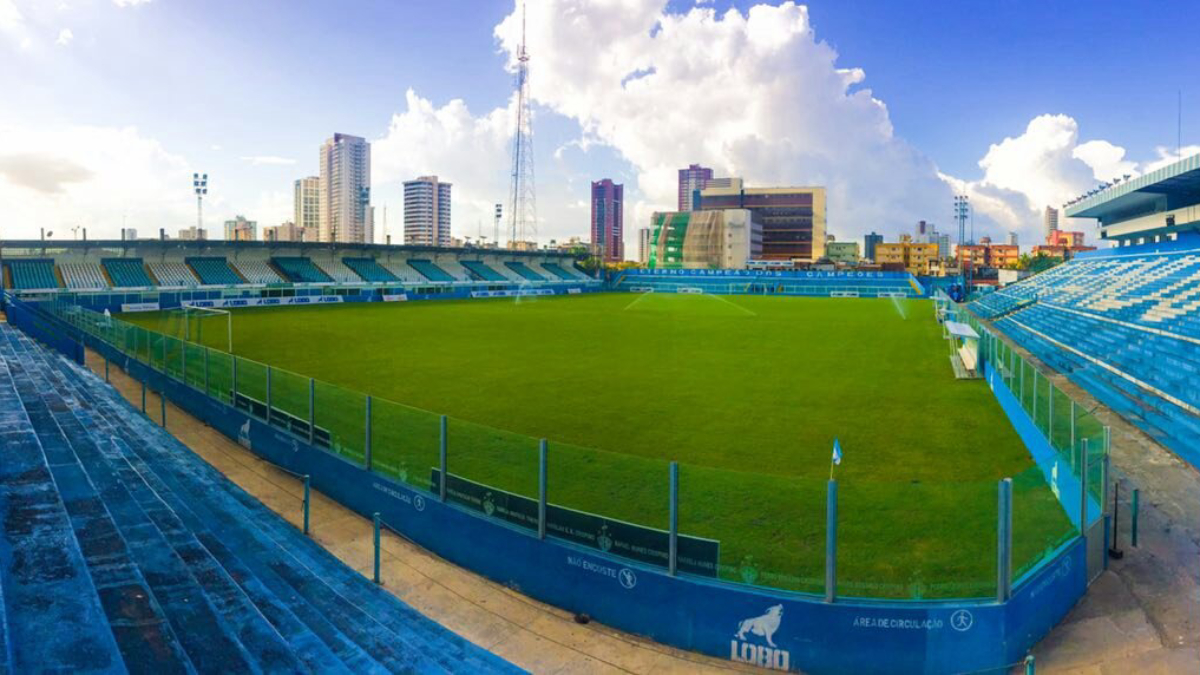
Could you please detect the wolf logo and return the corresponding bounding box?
[736,605,783,648]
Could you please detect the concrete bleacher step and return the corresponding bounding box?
[7,350,284,672]
[18,332,520,673]
[0,347,125,673]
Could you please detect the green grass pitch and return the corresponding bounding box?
[126,293,1075,598]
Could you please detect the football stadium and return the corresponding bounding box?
[9,168,1185,672]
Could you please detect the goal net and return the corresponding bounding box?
[164,305,232,352]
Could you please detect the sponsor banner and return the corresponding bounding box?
[469,288,557,299]
[678,287,704,294]
[431,470,719,577]
[120,302,161,313]
[182,296,345,309]
[626,268,905,279]
[567,288,582,294]
[382,294,409,302]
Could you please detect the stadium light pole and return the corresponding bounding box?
[193,173,208,234]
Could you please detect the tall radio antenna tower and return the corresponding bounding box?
[507,0,537,248]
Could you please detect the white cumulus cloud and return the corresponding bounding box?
[0,124,194,239]
[55,27,71,46]
[240,155,297,166]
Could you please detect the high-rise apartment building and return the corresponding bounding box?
[224,215,256,241]
[678,164,713,212]
[591,179,624,262]
[263,222,309,242]
[864,232,883,261]
[1044,206,1059,236]
[318,133,372,244]
[402,176,452,247]
[638,227,651,265]
[294,176,319,234]
[1007,231,1019,246]
[697,185,826,261]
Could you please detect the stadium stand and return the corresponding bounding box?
[460,260,507,282]
[504,261,546,282]
[231,259,284,284]
[313,258,362,284]
[187,256,244,286]
[4,259,59,290]
[969,287,1039,319]
[539,262,579,281]
[0,322,521,673]
[147,261,200,287]
[616,270,920,296]
[979,245,1200,465]
[407,259,456,283]
[380,261,425,283]
[271,256,333,283]
[60,263,109,290]
[102,258,154,288]
[343,257,399,283]
[435,259,471,282]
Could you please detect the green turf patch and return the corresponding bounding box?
[121,293,1075,598]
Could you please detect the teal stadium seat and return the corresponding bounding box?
[271,257,332,283]
[186,257,243,285]
[5,259,59,290]
[406,259,456,283]
[343,257,399,283]
[102,258,154,288]
[461,260,507,282]
[504,261,546,282]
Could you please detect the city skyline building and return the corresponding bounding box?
[403,175,453,247]
[864,231,883,261]
[1044,206,1059,236]
[224,215,256,241]
[318,133,372,244]
[263,221,309,242]
[638,227,651,265]
[677,164,712,211]
[697,185,826,261]
[590,178,624,262]
[294,176,320,235]
[177,226,207,241]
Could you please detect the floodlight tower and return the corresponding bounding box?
[954,194,972,289]
[507,1,537,249]
[193,173,208,232]
[493,203,502,248]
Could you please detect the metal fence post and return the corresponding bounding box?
[825,479,838,603]
[1070,401,1077,470]
[204,348,209,395]
[668,461,679,577]
[266,365,273,419]
[439,415,448,502]
[1020,360,1026,407]
[160,391,166,427]
[1032,369,1039,426]
[1131,489,1140,547]
[538,439,547,540]
[997,478,1013,602]
[104,355,109,383]
[373,512,381,584]
[308,378,315,444]
[1048,379,1054,442]
[364,395,372,470]
[232,356,238,401]
[1079,439,1089,533]
[182,340,187,384]
[141,377,147,412]
[303,474,311,535]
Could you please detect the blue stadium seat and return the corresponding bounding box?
[342,257,399,283]
[271,257,332,283]
[406,259,455,283]
[460,260,507,282]
[0,323,522,673]
[102,258,155,288]
[187,257,244,285]
[540,262,577,280]
[4,259,59,290]
[504,261,546,282]
[986,245,1200,466]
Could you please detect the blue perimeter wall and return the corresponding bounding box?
[20,295,1090,674]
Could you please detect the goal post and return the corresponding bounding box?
[167,305,233,352]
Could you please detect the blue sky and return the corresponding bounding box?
[0,0,1196,249]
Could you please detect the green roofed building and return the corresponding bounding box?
[647,209,760,269]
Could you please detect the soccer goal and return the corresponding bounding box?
[165,305,232,352]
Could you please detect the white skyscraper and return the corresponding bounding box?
[403,175,452,247]
[1044,206,1059,237]
[318,134,372,243]
[638,227,651,264]
[294,176,320,239]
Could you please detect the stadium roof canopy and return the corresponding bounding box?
[1064,153,1200,243]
